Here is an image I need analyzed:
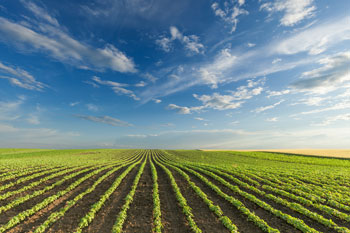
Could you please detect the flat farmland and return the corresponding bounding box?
[1,149,350,233]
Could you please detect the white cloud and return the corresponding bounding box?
[274,17,350,55]
[317,113,350,126]
[86,104,99,112]
[75,115,133,127]
[290,52,350,93]
[247,42,256,48]
[272,58,282,64]
[143,73,158,83]
[0,97,25,121]
[0,61,46,91]
[0,13,136,73]
[135,81,147,87]
[156,26,204,54]
[199,48,237,88]
[299,96,326,106]
[167,104,199,114]
[155,37,172,52]
[260,0,316,26]
[168,79,264,114]
[253,100,284,113]
[194,117,208,121]
[69,102,80,107]
[21,0,59,26]
[211,2,248,33]
[266,117,278,122]
[153,99,161,104]
[27,114,40,125]
[267,89,291,97]
[91,76,140,100]
[194,93,243,110]
[299,100,350,115]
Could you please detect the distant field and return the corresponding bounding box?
[0,149,350,232]
[202,149,350,158]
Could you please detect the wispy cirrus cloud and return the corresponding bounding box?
[91,76,140,100]
[21,0,59,26]
[156,26,204,54]
[75,115,133,127]
[290,52,350,94]
[0,61,46,91]
[253,100,284,113]
[211,1,248,33]
[0,2,136,73]
[273,17,350,55]
[168,79,264,114]
[0,97,24,121]
[260,0,316,26]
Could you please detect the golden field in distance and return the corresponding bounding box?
[201,149,350,159]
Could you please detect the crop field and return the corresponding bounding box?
[0,149,350,233]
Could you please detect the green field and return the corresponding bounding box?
[0,149,349,233]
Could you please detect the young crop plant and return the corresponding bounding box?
[0,165,116,233]
[34,161,135,233]
[74,156,143,233]
[112,157,147,233]
[159,158,239,233]
[149,153,163,233]
[154,157,202,233]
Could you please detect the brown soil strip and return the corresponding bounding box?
[199,169,337,233]
[123,160,153,233]
[0,167,98,225]
[7,168,112,233]
[79,164,140,233]
[168,166,230,233]
[154,161,192,233]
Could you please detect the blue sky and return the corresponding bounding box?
[0,0,349,149]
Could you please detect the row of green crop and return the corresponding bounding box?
[251,171,350,208]
[220,166,350,215]
[0,164,120,232]
[0,166,68,192]
[149,153,163,232]
[154,154,202,233]
[34,162,131,233]
[0,165,52,183]
[74,152,144,233]
[187,164,350,233]
[159,151,321,233]
[0,166,84,201]
[157,151,281,233]
[153,151,239,233]
[112,155,147,232]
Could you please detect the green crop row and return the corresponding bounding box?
[149,154,163,233]
[190,165,349,233]
[112,156,147,232]
[154,156,202,233]
[155,153,239,233]
[34,162,131,233]
[74,154,143,233]
[0,164,116,232]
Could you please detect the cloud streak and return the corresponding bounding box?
[75,115,133,127]
[156,26,204,54]
[0,61,46,91]
[91,76,140,100]
[0,4,136,73]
